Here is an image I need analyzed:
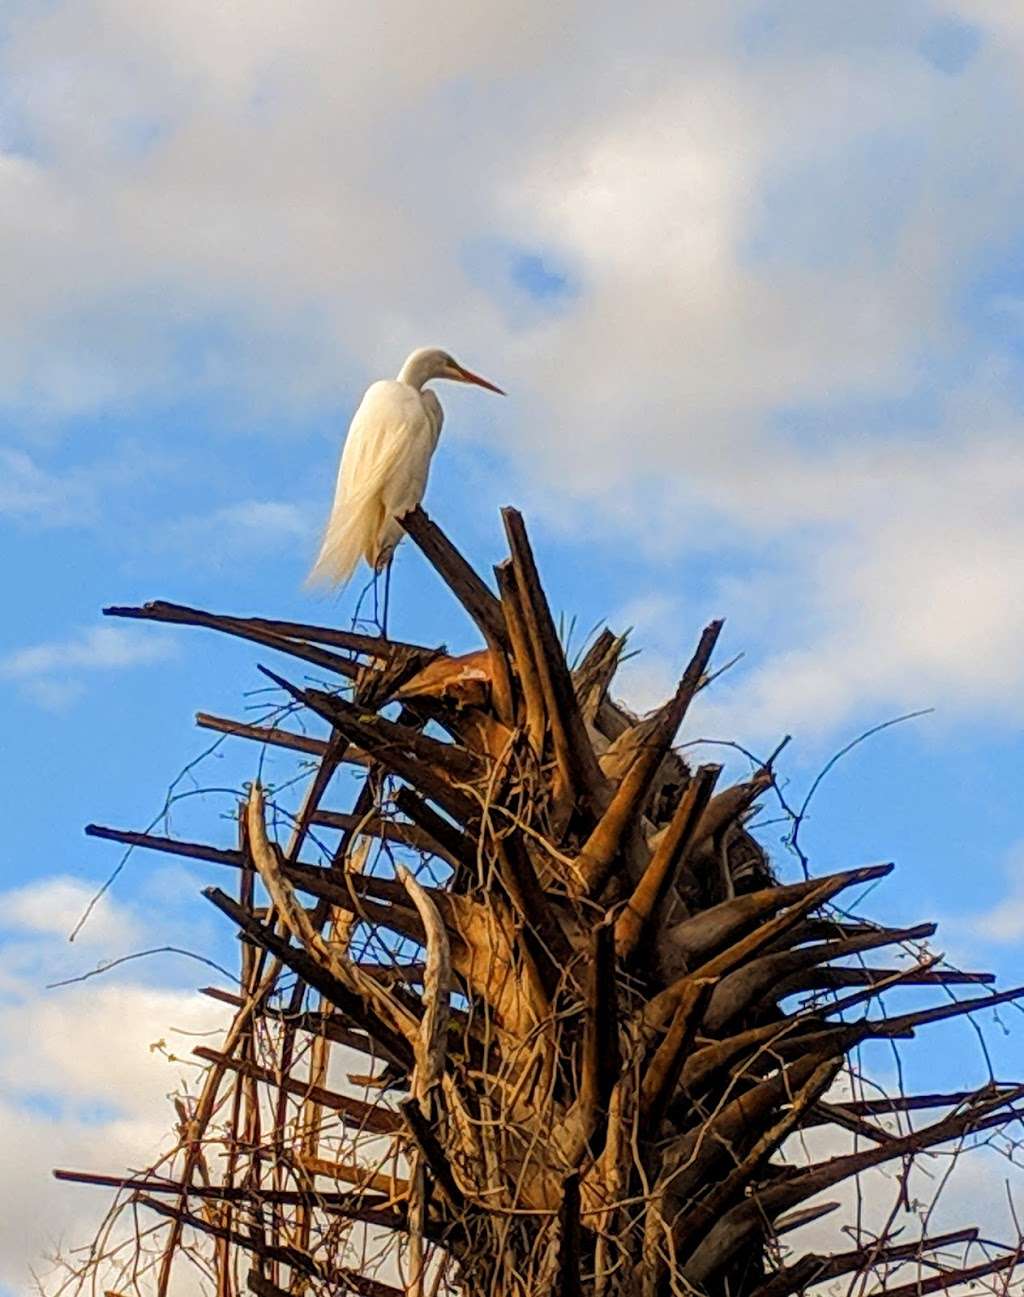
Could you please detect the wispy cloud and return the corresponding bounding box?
[673,428,1024,745]
[215,500,310,541]
[0,447,96,526]
[0,876,141,950]
[1,626,175,678]
[961,842,1024,943]
[160,498,314,567]
[0,626,176,709]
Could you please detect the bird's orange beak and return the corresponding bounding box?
[451,363,505,395]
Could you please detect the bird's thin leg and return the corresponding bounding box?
[351,574,376,631]
[381,560,393,639]
[371,568,381,631]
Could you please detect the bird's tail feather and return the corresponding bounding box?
[305,496,381,590]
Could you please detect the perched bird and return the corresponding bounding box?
[307,347,503,622]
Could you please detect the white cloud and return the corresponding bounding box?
[0,981,222,1118]
[1,625,173,677]
[160,498,314,567]
[0,868,230,1295]
[0,446,96,526]
[2,1,1022,737]
[17,675,86,711]
[0,875,141,949]
[960,842,1024,943]
[604,423,1024,745]
[0,987,229,1296]
[215,500,309,540]
[0,625,176,708]
[0,1,1006,423]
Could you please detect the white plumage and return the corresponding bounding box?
[307,347,503,590]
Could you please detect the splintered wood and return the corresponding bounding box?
[60,507,1024,1297]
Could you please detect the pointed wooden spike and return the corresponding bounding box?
[285,729,349,862]
[692,770,773,851]
[640,978,713,1130]
[494,558,547,755]
[501,507,610,819]
[392,786,476,873]
[196,711,345,760]
[573,620,724,897]
[701,921,939,1033]
[615,763,722,959]
[105,601,369,679]
[105,599,431,656]
[198,986,391,1059]
[781,965,996,996]
[310,808,454,858]
[572,627,628,722]
[135,1196,336,1281]
[866,981,1024,1033]
[86,823,243,868]
[85,821,436,919]
[53,1169,394,1216]
[658,861,895,978]
[810,1084,1024,1120]
[649,876,909,1032]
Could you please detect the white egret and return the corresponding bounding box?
[307,347,504,628]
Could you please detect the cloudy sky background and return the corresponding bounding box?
[4,0,1024,1290]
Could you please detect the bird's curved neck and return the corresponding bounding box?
[398,352,436,390]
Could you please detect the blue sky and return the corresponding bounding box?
[3,0,1024,1290]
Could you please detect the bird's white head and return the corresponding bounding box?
[398,347,505,395]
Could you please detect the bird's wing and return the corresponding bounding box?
[337,381,437,510]
[379,389,442,512]
[307,382,438,588]
[374,387,443,558]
